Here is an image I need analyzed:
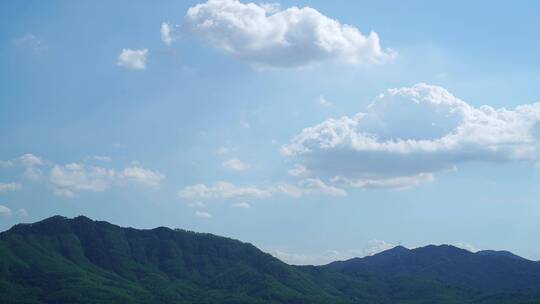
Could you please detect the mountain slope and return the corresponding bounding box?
[0,215,346,304]
[1,216,540,304]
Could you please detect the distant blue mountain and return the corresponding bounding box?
[325,244,540,293]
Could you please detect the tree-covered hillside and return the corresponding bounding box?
[1,216,539,304]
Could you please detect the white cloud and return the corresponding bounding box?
[23,167,43,180]
[50,163,116,195]
[231,201,250,208]
[267,183,304,198]
[160,22,175,45]
[0,206,29,218]
[15,208,29,218]
[1,154,44,167]
[178,179,345,201]
[297,178,347,197]
[318,95,333,107]
[195,211,212,218]
[117,48,148,70]
[17,154,44,167]
[331,173,434,190]
[1,153,164,198]
[85,155,112,162]
[282,83,540,189]
[288,164,311,177]
[50,163,164,198]
[13,34,45,53]
[222,158,250,171]
[53,188,76,198]
[0,183,22,193]
[119,166,165,187]
[267,179,346,198]
[187,201,206,208]
[174,0,393,68]
[0,205,11,217]
[179,181,272,200]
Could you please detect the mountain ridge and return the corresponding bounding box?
[1,215,539,304]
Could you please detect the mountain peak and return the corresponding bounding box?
[387,245,409,252]
[373,245,410,257]
[73,215,93,222]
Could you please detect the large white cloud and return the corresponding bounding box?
[169,0,393,68]
[282,83,540,188]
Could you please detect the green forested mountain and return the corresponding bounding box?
[1,216,539,304]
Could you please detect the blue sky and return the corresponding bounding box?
[1,0,540,264]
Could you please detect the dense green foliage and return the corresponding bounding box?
[0,216,539,304]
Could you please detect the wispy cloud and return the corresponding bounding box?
[222,158,249,171]
[178,178,345,201]
[0,183,22,193]
[231,202,250,208]
[195,211,212,218]
[318,95,334,107]
[13,34,46,53]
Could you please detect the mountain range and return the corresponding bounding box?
[1,216,539,304]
